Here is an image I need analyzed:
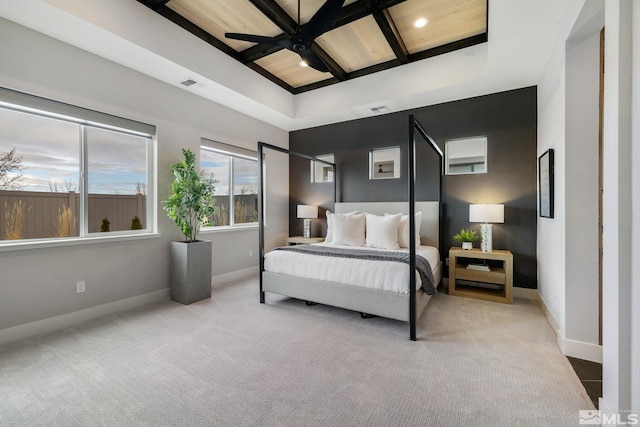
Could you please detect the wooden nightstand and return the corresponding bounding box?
[448,247,513,304]
[287,236,325,245]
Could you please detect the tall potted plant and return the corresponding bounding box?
[163,148,216,304]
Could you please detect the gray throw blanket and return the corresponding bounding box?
[273,244,437,295]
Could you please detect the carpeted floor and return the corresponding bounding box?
[0,275,594,426]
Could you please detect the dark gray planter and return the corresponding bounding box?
[170,240,212,304]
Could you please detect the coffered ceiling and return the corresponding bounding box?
[0,0,574,131]
[138,0,488,94]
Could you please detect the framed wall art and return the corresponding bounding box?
[369,147,400,180]
[539,149,554,218]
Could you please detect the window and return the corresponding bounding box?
[86,127,149,232]
[200,141,258,228]
[0,87,155,243]
[445,136,487,175]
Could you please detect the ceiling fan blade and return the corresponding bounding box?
[225,33,280,46]
[299,49,330,73]
[276,37,293,50]
[299,0,345,40]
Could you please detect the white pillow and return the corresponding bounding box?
[331,213,366,246]
[397,211,422,248]
[326,210,358,244]
[365,213,402,250]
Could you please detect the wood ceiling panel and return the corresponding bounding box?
[254,49,330,87]
[167,0,282,51]
[317,16,395,73]
[276,0,359,25]
[143,0,488,93]
[388,0,487,54]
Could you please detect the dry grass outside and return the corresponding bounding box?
[234,200,258,224]
[55,204,77,237]
[210,201,258,226]
[4,200,31,240]
[211,204,228,226]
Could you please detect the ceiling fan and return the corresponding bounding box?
[225,0,345,73]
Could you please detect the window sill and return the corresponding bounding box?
[0,233,162,253]
[199,224,264,234]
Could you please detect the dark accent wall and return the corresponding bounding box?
[289,87,538,289]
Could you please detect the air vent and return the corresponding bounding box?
[180,78,198,87]
[370,105,390,113]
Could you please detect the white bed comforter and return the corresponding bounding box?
[263,243,439,294]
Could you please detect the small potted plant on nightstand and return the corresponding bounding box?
[163,148,216,304]
[453,229,478,250]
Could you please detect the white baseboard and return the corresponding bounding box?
[0,288,169,347]
[537,291,561,332]
[563,338,603,363]
[536,291,602,363]
[0,267,259,347]
[212,265,258,287]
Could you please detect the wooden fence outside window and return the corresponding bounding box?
[0,190,146,240]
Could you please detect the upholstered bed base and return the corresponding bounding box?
[262,259,441,322]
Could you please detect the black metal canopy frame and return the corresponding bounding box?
[257,114,443,341]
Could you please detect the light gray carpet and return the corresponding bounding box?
[0,276,593,426]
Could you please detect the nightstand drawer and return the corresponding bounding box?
[454,266,506,285]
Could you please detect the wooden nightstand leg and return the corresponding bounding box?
[505,257,513,303]
[448,253,456,295]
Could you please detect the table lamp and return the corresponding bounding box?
[297,205,318,239]
[469,204,504,252]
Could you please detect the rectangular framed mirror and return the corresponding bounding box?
[445,136,487,175]
[310,154,334,183]
[539,149,554,218]
[369,147,400,180]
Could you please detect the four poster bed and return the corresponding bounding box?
[257,116,443,341]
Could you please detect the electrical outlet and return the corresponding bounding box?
[76,281,86,293]
[248,250,253,257]
[445,258,449,266]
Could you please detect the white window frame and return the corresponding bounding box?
[200,141,260,231]
[0,87,157,251]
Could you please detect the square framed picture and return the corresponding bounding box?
[539,149,554,218]
[369,147,400,180]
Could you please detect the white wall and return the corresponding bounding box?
[537,0,603,362]
[537,1,579,349]
[564,15,602,360]
[632,1,640,413]
[0,18,289,342]
[601,0,636,416]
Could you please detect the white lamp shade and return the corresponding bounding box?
[469,204,504,223]
[297,205,318,219]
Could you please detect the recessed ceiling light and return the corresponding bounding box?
[299,60,308,67]
[413,17,428,29]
